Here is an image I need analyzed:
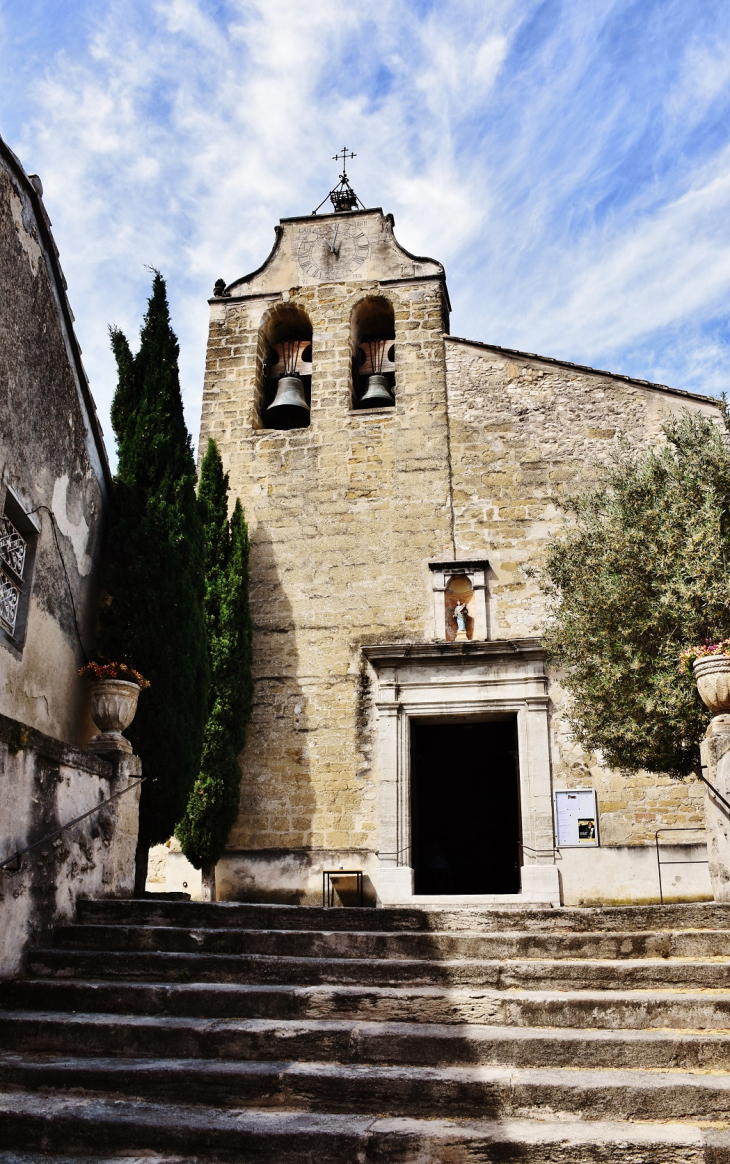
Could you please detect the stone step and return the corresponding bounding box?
[6,978,730,1031]
[3,1012,730,1071]
[51,923,730,961]
[76,897,730,934]
[0,1091,725,1162]
[26,947,730,989]
[0,1157,190,1164]
[0,1157,193,1164]
[4,1054,730,1122]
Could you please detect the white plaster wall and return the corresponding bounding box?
[558,844,712,906]
[165,850,203,899]
[0,737,140,978]
[216,849,380,906]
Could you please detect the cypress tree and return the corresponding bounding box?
[176,439,254,890]
[100,272,209,890]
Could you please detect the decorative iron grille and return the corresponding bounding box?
[0,571,20,636]
[0,515,26,578]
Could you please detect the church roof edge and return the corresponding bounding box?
[280,207,385,225]
[445,335,720,407]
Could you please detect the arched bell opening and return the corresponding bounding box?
[260,305,313,430]
[351,297,396,410]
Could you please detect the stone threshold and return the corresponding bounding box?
[392,895,557,908]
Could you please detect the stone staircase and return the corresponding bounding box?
[2,900,730,1161]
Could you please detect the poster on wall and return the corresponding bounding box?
[554,789,599,848]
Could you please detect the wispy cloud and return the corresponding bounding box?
[3,0,730,464]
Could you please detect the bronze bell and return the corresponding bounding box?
[267,375,310,427]
[360,374,393,407]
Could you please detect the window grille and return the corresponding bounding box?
[0,571,20,636]
[0,515,27,578]
[0,497,35,647]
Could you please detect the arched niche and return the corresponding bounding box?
[445,574,475,641]
[257,304,313,430]
[428,560,489,642]
[350,296,396,410]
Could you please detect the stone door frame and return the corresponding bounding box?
[362,640,561,904]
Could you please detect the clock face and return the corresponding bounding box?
[296,224,370,281]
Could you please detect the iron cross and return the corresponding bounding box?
[333,147,356,173]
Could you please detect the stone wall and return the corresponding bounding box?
[445,338,716,847]
[0,713,141,978]
[0,138,109,749]
[0,138,140,967]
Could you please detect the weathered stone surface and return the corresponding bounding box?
[0,137,109,744]
[5,899,730,1158]
[0,715,141,978]
[76,896,730,930]
[7,976,730,1031]
[46,921,730,960]
[0,1094,716,1163]
[0,138,137,981]
[700,724,730,901]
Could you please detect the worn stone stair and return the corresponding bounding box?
[2,900,730,1160]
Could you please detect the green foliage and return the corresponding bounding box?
[538,407,730,779]
[100,272,209,846]
[176,440,254,868]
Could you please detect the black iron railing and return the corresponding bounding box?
[654,826,708,905]
[698,765,730,814]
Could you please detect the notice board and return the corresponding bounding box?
[554,789,599,848]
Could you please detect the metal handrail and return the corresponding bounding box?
[698,766,730,815]
[0,778,144,873]
[520,843,559,857]
[654,826,708,905]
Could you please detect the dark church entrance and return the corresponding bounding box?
[411,718,522,895]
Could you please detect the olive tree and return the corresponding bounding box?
[538,407,730,779]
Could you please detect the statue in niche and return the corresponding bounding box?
[454,600,468,634]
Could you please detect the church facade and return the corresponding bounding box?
[198,197,719,907]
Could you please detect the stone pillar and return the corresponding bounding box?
[106,752,142,898]
[700,718,730,902]
[518,700,561,905]
[371,667,415,904]
[373,700,414,904]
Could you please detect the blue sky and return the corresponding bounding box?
[3,0,730,462]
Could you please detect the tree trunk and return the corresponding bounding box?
[134,837,150,897]
[201,863,217,902]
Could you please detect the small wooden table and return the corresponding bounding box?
[322,869,364,908]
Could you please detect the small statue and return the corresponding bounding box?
[454,600,468,634]
[213,278,230,298]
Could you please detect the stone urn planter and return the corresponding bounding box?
[693,655,730,718]
[87,679,140,755]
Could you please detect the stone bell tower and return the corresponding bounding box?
[198,158,458,903]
